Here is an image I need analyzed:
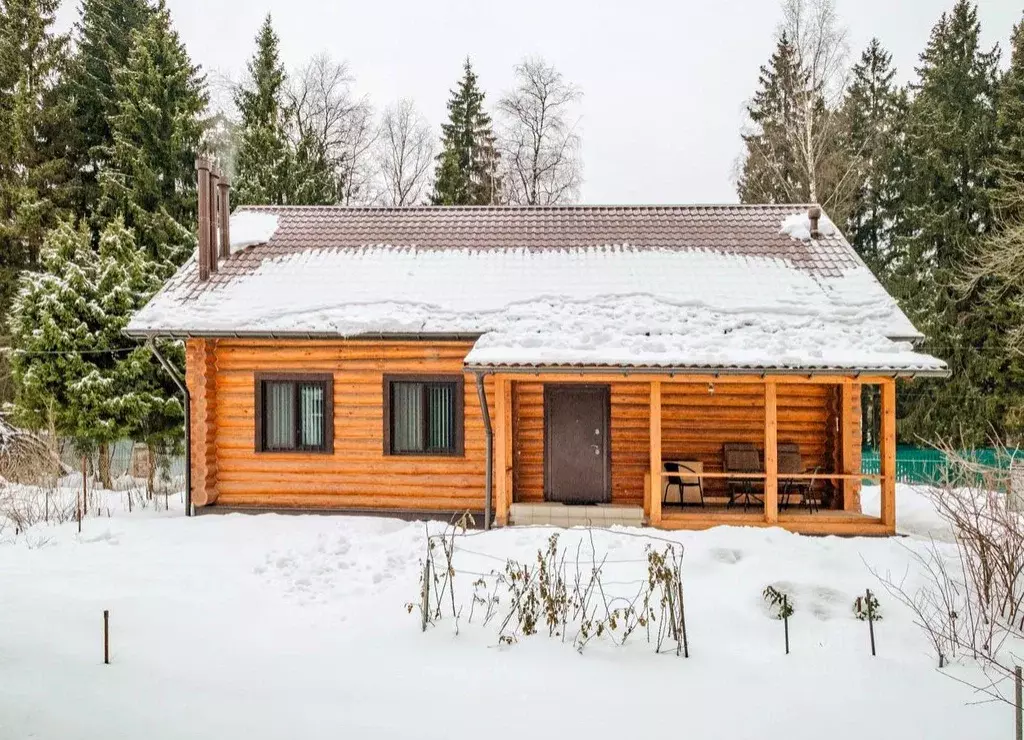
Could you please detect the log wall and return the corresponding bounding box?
[185,337,861,516]
[512,379,840,504]
[188,339,492,512]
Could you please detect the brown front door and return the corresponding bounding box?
[544,385,611,504]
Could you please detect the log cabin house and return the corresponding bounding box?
[126,160,948,535]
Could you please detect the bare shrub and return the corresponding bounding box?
[0,480,79,532]
[873,441,1024,704]
[411,524,688,655]
[0,416,66,484]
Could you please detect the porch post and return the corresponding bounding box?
[494,376,512,526]
[764,381,778,524]
[840,380,862,512]
[649,381,663,527]
[880,379,897,531]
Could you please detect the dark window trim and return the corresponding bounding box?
[254,372,334,454]
[382,374,465,457]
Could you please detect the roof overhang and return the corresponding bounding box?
[124,328,485,342]
[125,329,948,379]
[463,363,950,380]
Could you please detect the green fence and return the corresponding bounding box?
[861,446,1020,484]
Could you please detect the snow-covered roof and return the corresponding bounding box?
[127,205,946,375]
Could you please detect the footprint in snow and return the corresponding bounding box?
[710,548,743,565]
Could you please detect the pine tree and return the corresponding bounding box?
[97,0,207,272]
[840,39,906,278]
[0,0,69,339]
[892,0,1001,444]
[738,33,804,203]
[64,0,152,221]
[432,58,501,205]
[233,14,291,206]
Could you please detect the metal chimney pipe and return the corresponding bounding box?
[195,158,211,282]
[217,178,231,260]
[208,167,220,274]
[808,205,822,239]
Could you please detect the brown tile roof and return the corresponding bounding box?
[226,203,860,279]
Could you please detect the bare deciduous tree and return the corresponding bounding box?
[779,0,850,206]
[375,99,434,207]
[286,53,378,204]
[497,57,583,205]
[872,442,1024,705]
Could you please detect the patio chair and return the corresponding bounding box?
[663,461,705,508]
[778,442,821,512]
[722,442,763,510]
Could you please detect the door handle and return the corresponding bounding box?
[591,444,601,456]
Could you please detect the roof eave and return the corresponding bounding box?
[123,328,485,342]
[462,364,951,380]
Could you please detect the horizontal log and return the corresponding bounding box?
[213,492,482,510]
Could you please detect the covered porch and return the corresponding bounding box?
[488,372,898,536]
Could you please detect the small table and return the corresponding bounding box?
[663,460,705,507]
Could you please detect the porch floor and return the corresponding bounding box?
[506,501,890,536]
[659,507,889,536]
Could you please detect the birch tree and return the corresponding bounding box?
[376,99,434,206]
[738,0,852,217]
[497,57,582,205]
[781,0,849,206]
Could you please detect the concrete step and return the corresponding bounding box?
[509,502,645,528]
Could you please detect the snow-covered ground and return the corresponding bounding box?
[0,483,1010,739]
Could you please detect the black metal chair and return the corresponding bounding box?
[663,462,705,508]
[723,442,763,510]
[778,442,821,512]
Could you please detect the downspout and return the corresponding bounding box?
[474,372,493,530]
[147,339,191,517]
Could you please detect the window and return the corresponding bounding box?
[255,374,333,453]
[384,375,464,456]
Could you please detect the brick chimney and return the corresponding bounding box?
[808,205,822,239]
[196,157,211,281]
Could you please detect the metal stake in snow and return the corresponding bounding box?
[103,610,110,665]
[420,554,431,633]
[1015,665,1022,740]
[866,589,876,657]
[783,595,790,655]
[79,455,86,534]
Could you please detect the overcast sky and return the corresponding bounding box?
[58,0,1022,204]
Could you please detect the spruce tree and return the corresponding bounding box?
[10,217,175,454]
[738,33,804,203]
[97,0,206,272]
[838,39,908,446]
[964,12,1024,437]
[993,15,1024,220]
[0,0,69,338]
[233,14,291,206]
[64,0,153,221]
[891,0,1001,444]
[9,220,103,449]
[432,58,500,205]
[840,39,906,278]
